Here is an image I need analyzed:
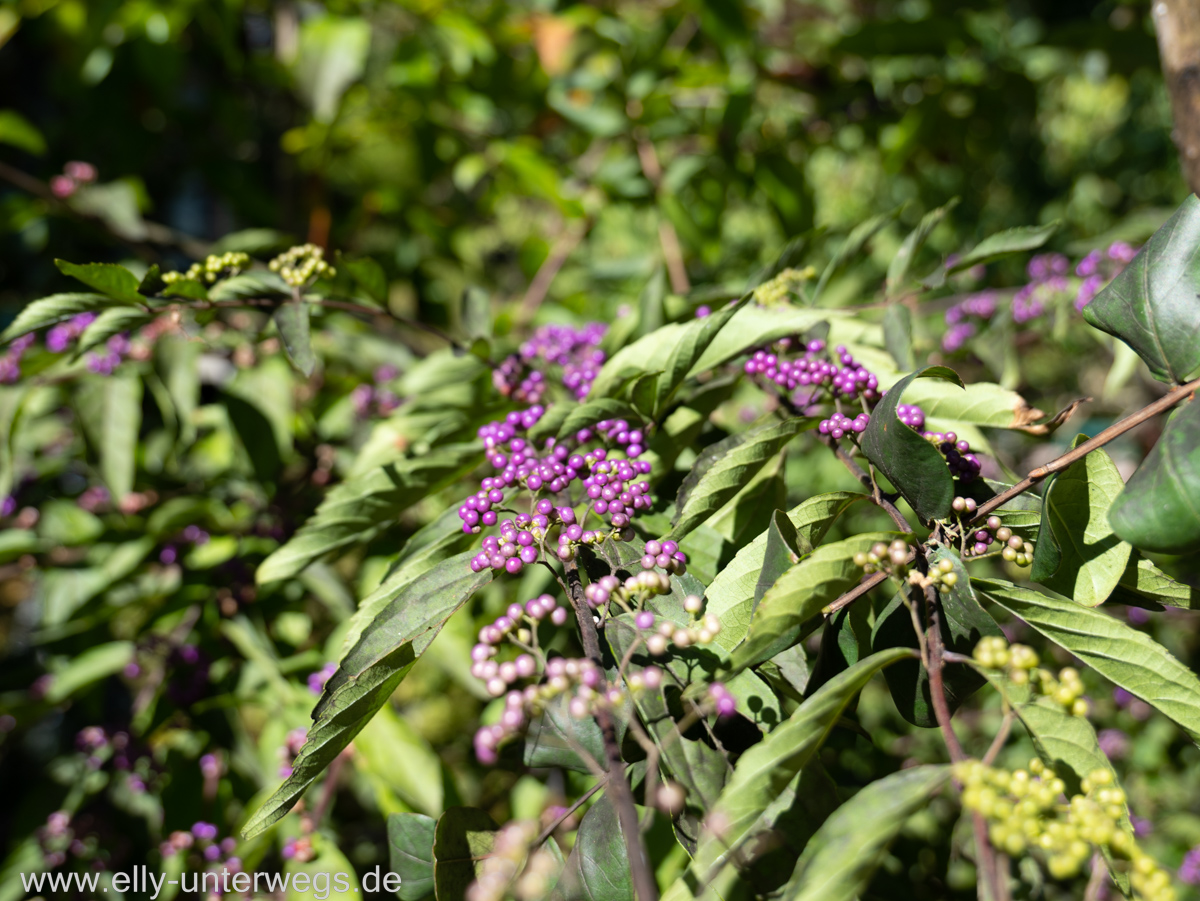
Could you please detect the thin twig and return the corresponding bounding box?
[824,436,913,532]
[517,218,590,328]
[1083,852,1109,901]
[564,560,660,901]
[635,135,690,294]
[972,375,1200,523]
[822,569,889,616]
[533,778,607,847]
[983,711,1014,766]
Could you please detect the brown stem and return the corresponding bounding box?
[822,569,889,616]
[971,375,1200,523]
[533,778,607,848]
[564,561,660,901]
[636,136,690,294]
[305,749,349,834]
[824,436,914,532]
[1153,0,1200,194]
[982,711,1014,767]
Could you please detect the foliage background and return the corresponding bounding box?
[2,1,1200,899]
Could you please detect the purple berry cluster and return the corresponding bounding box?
[493,323,607,403]
[896,403,925,430]
[86,332,131,375]
[278,727,308,778]
[950,502,1034,564]
[923,429,981,481]
[350,365,401,419]
[50,160,98,198]
[942,292,999,352]
[160,822,241,871]
[818,411,869,439]
[1074,241,1137,311]
[158,524,211,566]
[593,419,647,458]
[638,539,687,574]
[708,683,737,717]
[744,339,880,404]
[0,334,35,383]
[1013,253,1072,324]
[75,726,155,792]
[307,662,337,695]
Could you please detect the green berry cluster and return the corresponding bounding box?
[162,251,250,285]
[268,243,335,287]
[972,636,1089,716]
[752,266,816,306]
[956,759,1173,900]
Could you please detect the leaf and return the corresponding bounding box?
[754,510,806,605]
[1028,438,1131,606]
[552,399,643,443]
[355,705,444,815]
[208,271,289,300]
[0,293,129,344]
[551,794,633,901]
[388,813,436,901]
[295,14,371,123]
[284,842,360,900]
[210,228,293,255]
[38,499,104,545]
[779,765,950,901]
[1082,195,1200,384]
[898,379,1044,429]
[45,641,135,703]
[1107,397,1200,553]
[1114,552,1198,609]
[75,370,142,500]
[76,307,153,354]
[523,696,609,774]
[653,295,750,415]
[872,546,1003,727]
[812,208,901,301]
[686,304,844,377]
[432,808,498,901]
[256,444,483,582]
[242,556,490,839]
[860,366,962,522]
[0,109,46,155]
[54,260,145,303]
[729,532,897,673]
[705,491,865,652]
[40,539,153,626]
[887,198,959,294]
[661,648,915,901]
[670,418,811,540]
[461,287,491,341]
[273,301,317,376]
[342,257,388,307]
[946,222,1059,274]
[882,304,915,371]
[978,578,1200,743]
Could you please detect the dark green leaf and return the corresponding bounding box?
[1108,398,1200,553]
[0,293,130,344]
[54,259,145,303]
[273,301,317,376]
[754,510,806,605]
[551,795,633,901]
[388,813,436,901]
[432,808,498,901]
[75,370,142,500]
[887,198,959,294]
[882,305,915,371]
[860,366,962,523]
[653,294,750,415]
[780,765,950,901]
[979,578,1200,743]
[806,599,872,696]
[1028,438,1131,606]
[946,222,1059,274]
[1083,195,1200,384]
[872,546,1003,727]
[670,418,811,540]
[523,696,609,774]
[1114,552,1198,609]
[76,307,153,355]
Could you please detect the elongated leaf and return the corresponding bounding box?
[257,444,483,582]
[882,304,915,371]
[653,295,749,414]
[1107,397,1200,553]
[979,578,1200,742]
[813,208,900,301]
[873,546,1003,727]
[588,323,684,400]
[552,398,643,443]
[1115,552,1198,609]
[1083,195,1200,384]
[388,813,436,901]
[0,293,132,344]
[898,379,1044,429]
[76,307,153,354]
[947,222,1059,274]
[1029,438,1131,606]
[45,641,135,703]
[670,418,811,540]
[356,705,443,815]
[273,301,316,376]
[75,370,142,500]
[433,808,498,901]
[551,794,632,901]
[860,366,962,522]
[705,491,865,652]
[729,532,896,673]
[55,259,145,303]
[242,557,490,839]
[780,765,950,901]
[755,510,806,604]
[686,304,844,376]
[887,198,959,294]
[523,695,609,774]
[661,648,914,901]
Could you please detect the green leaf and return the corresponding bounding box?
[355,705,443,815]
[779,765,950,901]
[812,208,900,301]
[257,444,483,582]
[729,532,896,673]
[0,109,47,155]
[1083,195,1200,384]
[54,260,145,303]
[661,648,915,901]
[1114,552,1198,609]
[46,641,135,703]
[208,271,289,300]
[860,366,962,522]
[686,304,844,377]
[653,295,750,415]
[897,379,1043,429]
[705,491,865,652]
[273,301,317,376]
[37,499,104,545]
[882,305,915,371]
[242,556,490,839]
[755,510,807,604]
[432,808,498,901]
[523,695,610,774]
[872,546,1003,727]
[388,813,436,901]
[551,795,633,901]
[887,198,959,294]
[75,369,142,500]
[670,418,811,540]
[1107,398,1200,553]
[284,842,360,900]
[1028,438,1131,606]
[551,399,643,443]
[343,257,388,307]
[0,293,130,344]
[210,228,293,256]
[40,539,153,626]
[76,307,153,354]
[946,221,1059,274]
[461,286,491,341]
[979,578,1200,743]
